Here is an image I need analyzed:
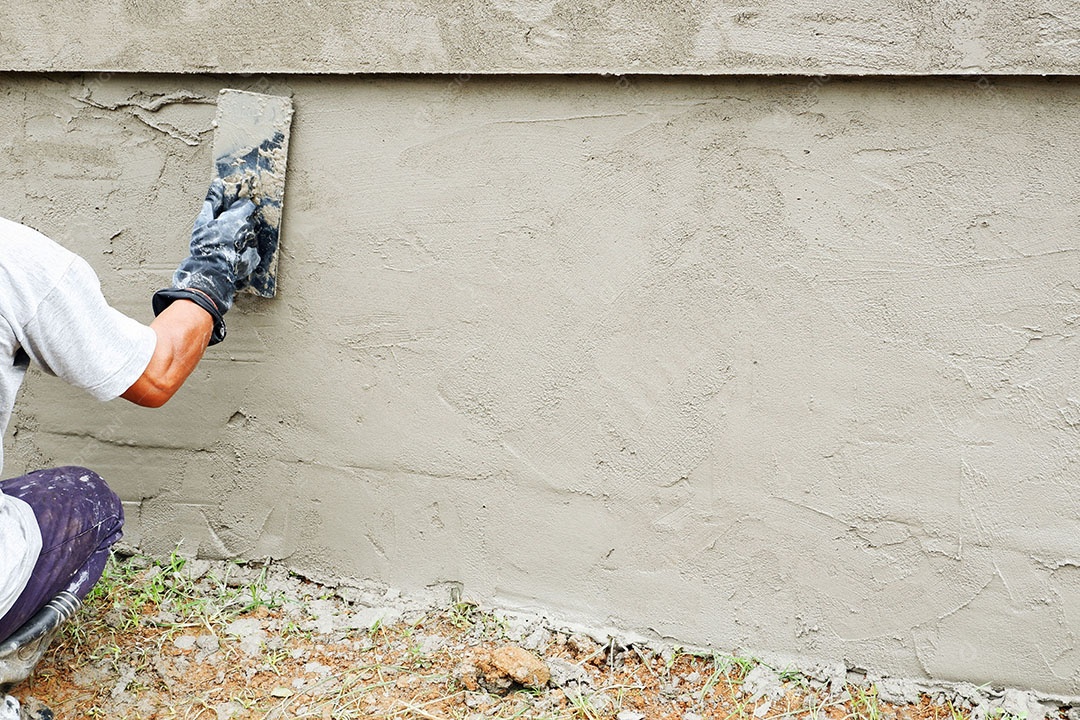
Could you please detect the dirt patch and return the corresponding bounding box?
[5,553,1068,719]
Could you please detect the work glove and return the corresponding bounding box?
[152,179,261,344]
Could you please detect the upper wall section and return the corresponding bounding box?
[2,1,1078,75]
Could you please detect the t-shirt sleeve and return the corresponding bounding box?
[18,255,157,401]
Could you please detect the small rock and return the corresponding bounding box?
[875,679,920,705]
[588,692,613,713]
[345,606,402,631]
[223,566,257,589]
[225,618,266,657]
[617,712,645,720]
[684,713,703,720]
[213,700,243,720]
[804,662,847,696]
[744,665,784,702]
[500,614,533,642]
[180,559,212,581]
[475,646,550,692]
[196,635,219,653]
[567,634,600,657]
[999,689,1050,720]
[335,586,368,605]
[303,662,332,677]
[264,576,297,596]
[951,682,986,706]
[304,599,338,635]
[547,657,590,688]
[224,618,262,638]
[521,627,551,652]
[173,635,197,651]
[269,687,293,699]
[418,634,446,656]
[453,660,480,692]
[753,701,772,718]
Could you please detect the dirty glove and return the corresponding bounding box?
[152,179,260,344]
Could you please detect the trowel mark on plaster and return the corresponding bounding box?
[24,141,123,182]
[959,460,1029,606]
[41,428,203,453]
[373,232,441,273]
[910,572,1069,684]
[345,321,440,365]
[823,252,1080,290]
[769,495,998,640]
[74,88,208,113]
[74,88,213,146]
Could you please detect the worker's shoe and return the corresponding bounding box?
[0,592,81,690]
[17,697,52,720]
[0,696,53,720]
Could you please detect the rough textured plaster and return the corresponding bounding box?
[1,1,1080,75]
[3,74,1080,694]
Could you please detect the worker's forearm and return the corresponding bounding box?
[121,299,213,407]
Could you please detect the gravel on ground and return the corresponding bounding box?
[6,552,1069,720]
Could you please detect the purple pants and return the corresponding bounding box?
[0,467,123,644]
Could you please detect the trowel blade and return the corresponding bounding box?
[212,89,294,298]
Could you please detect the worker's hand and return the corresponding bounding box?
[185,179,261,295]
[151,179,262,344]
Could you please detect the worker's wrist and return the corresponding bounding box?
[151,288,227,345]
[183,287,219,312]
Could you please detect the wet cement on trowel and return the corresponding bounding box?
[212,89,292,297]
[3,74,1080,697]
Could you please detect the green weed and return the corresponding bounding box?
[849,684,882,720]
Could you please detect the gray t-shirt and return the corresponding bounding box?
[0,216,156,620]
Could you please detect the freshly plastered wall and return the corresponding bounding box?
[2,67,1080,704]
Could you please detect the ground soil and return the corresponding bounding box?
[6,553,1058,720]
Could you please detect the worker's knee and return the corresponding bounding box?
[50,465,123,529]
[0,465,124,552]
[0,466,124,649]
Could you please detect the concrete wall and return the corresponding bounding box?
[3,1,1080,75]
[3,72,1080,694]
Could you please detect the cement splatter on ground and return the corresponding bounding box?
[7,554,1064,719]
